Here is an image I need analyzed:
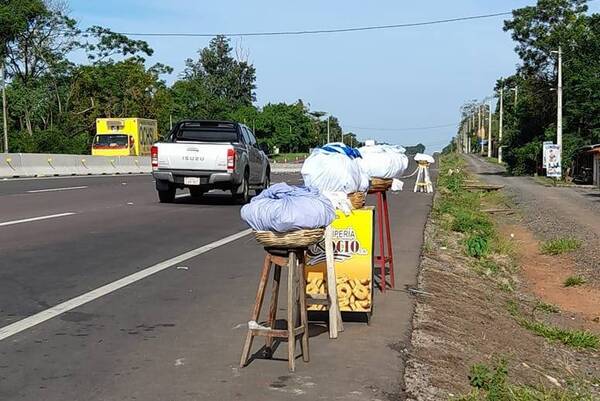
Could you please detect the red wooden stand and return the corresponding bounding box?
[369,189,394,292]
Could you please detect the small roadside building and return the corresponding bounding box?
[571,144,600,186]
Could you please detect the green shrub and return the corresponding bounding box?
[452,210,494,237]
[467,235,490,258]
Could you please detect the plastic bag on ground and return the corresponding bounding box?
[391,179,404,192]
[240,183,336,232]
[301,143,366,194]
[357,144,409,179]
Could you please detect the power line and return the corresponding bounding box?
[111,12,512,38]
[345,123,457,132]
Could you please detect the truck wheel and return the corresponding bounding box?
[158,187,176,203]
[234,171,250,204]
[255,171,270,195]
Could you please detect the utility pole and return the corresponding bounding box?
[553,46,563,152]
[1,63,8,153]
[326,116,330,144]
[487,99,493,158]
[512,85,518,105]
[498,87,504,163]
[478,104,484,155]
[470,113,475,153]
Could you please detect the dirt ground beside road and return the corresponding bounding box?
[404,154,600,401]
[464,154,600,286]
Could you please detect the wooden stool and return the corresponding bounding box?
[240,247,309,372]
[368,188,395,292]
[414,161,433,193]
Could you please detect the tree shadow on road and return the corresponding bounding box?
[477,171,509,177]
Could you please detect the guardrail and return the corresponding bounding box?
[0,153,151,178]
[270,162,302,173]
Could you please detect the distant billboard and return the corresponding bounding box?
[542,141,553,169]
[546,144,562,178]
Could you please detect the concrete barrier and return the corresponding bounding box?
[0,153,23,178]
[0,153,152,178]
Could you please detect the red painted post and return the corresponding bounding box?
[382,191,395,288]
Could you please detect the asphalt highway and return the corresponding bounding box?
[0,164,435,401]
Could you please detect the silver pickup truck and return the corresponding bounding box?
[151,120,270,203]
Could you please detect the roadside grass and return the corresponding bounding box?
[540,238,582,255]
[482,156,505,167]
[270,152,308,162]
[435,155,598,400]
[455,359,594,401]
[533,300,560,314]
[435,154,497,260]
[563,275,586,287]
[507,300,598,350]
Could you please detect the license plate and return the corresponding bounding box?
[184,177,201,185]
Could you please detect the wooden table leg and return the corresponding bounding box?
[265,263,281,354]
[287,251,297,372]
[383,191,394,288]
[240,254,271,368]
[325,225,343,337]
[298,251,309,362]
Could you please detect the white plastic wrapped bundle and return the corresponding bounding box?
[414,153,435,164]
[301,143,367,194]
[357,144,409,179]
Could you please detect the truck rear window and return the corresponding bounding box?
[174,129,238,142]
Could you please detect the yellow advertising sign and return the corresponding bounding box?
[305,207,374,313]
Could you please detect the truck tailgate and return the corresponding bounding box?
[156,142,229,171]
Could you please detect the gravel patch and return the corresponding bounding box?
[464,155,600,285]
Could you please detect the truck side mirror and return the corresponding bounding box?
[129,136,135,147]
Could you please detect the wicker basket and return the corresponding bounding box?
[369,177,393,192]
[347,192,366,209]
[254,228,325,248]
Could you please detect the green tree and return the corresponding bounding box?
[182,35,256,108]
[0,0,47,58]
[499,0,599,174]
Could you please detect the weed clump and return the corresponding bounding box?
[507,301,598,349]
[457,359,595,400]
[540,238,581,255]
[563,275,586,287]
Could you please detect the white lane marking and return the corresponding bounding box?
[175,193,189,199]
[1,173,150,182]
[27,186,88,193]
[0,212,76,227]
[0,228,252,341]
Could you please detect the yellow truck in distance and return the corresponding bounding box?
[92,118,158,157]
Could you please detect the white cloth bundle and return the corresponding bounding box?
[301,143,368,194]
[414,153,435,164]
[357,144,409,179]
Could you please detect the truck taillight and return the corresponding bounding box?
[151,145,158,170]
[227,148,235,173]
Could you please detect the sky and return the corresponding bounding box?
[69,0,600,152]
